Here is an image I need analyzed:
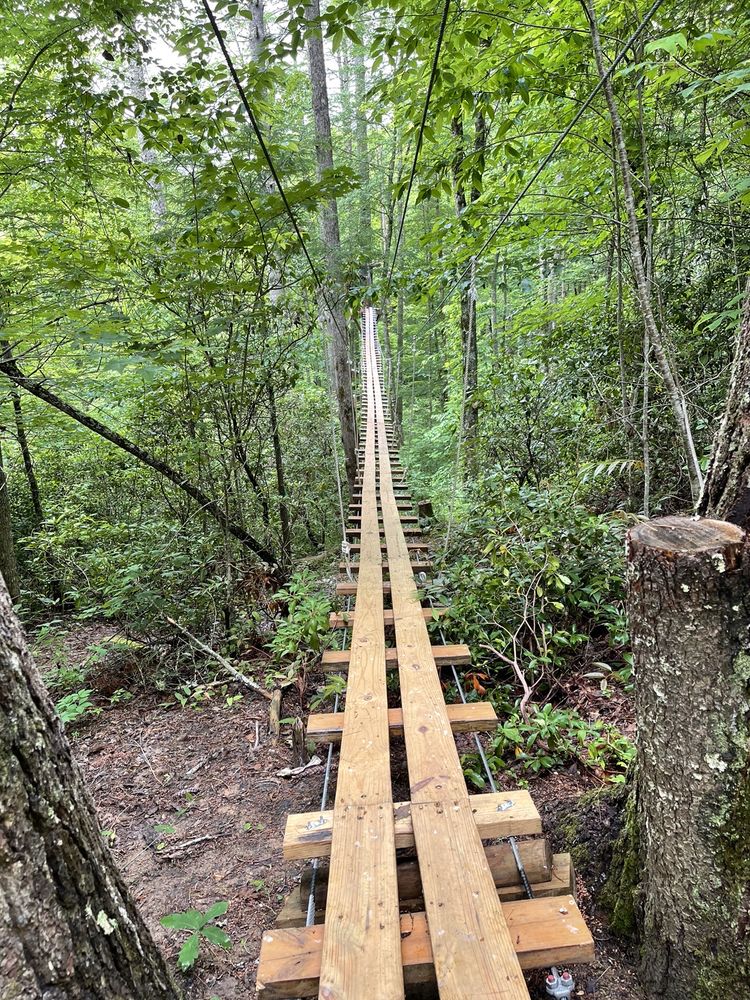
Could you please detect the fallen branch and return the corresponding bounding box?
[165,617,273,701]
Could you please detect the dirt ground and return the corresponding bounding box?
[42,627,644,1000]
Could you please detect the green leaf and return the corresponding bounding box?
[112,196,131,209]
[161,910,204,931]
[645,31,688,56]
[178,933,200,970]
[204,900,229,921]
[202,925,232,949]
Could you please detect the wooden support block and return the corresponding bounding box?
[282,789,541,861]
[348,542,427,554]
[300,840,553,910]
[336,579,393,596]
[320,644,470,671]
[338,560,433,573]
[274,842,561,928]
[348,514,419,523]
[329,607,445,628]
[347,525,423,536]
[257,896,595,997]
[307,701,496,744]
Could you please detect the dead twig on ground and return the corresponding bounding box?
[165,616,273,701]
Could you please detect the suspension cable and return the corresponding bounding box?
[384,0,452,298]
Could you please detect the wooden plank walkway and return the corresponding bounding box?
[315,313,404,999]
[257,306,594,999]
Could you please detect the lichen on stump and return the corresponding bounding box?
[627,515,750,999]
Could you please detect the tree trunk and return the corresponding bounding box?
[698,278,750,526]
[0,444,19,603]
[451,116,478,444]
[267,382,291,569]
[305,0,358,491]
[11,390,43,530]
[0,357,276,567]
[581,0,703,502]
[353,41,372,254]
[0,581,178,997]
[626,515,750,998]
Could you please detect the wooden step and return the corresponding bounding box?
[320,643,470,670]
[338,560,433,573]
[275,848,572,928]
[329,607,445,628]
[349,502,414,511]
[348,542,428,554]
[283,789,541,861]
[348,514,419,523]
[257,895,594,997]
[307,702,496,744]
[347,525,423,536]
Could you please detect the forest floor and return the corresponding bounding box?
[38,625,645,1000]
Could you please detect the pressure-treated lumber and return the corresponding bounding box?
[339,560,433,573]
[307,702,496,743]
[348,525,423,537]
[275,848,570,928]
[315,313,404,999]
[282,789,541,861]
[320,644,471,671]
[372,318,530,997]
[328,607,445,628]
[300,841,556,909]
[257,896,593,998]
[348,542,427,553]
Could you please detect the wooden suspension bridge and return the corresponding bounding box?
[257,307,594,998]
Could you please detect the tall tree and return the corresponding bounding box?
[305,0,358,490]
[699,278,750,525]
[581,0,703,501]
[0,581,178,997]
[0,442,19,602]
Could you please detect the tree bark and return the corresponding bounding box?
[353,40,372,254]
[305,0,358,491]
[0,357,276,567]
[626,515,750,998]
[698,278,750,526]
[11,389,43,530]
[581,0,703,502]
[451,116,478,444]
[267,382,291,569]
[0,443,20,603]
[0,581,178,998]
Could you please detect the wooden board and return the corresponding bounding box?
[339,560,433,573]
[347,542,428,553]
[329,607,444,628]
[307,702,496,743]
[276,853,572,929]
[320,644,471,671]
[314,310,404,999]
[348,515,419,523]
[283,789,541,861]
[275,841,555,927]
[257,896,594,998]
[347,525,423,536]
[371,312,531,998]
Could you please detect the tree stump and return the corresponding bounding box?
[627,515,750,998]
[0,583,178,998]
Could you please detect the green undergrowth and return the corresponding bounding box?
[430,482,631,686]
[460,703,634,787]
